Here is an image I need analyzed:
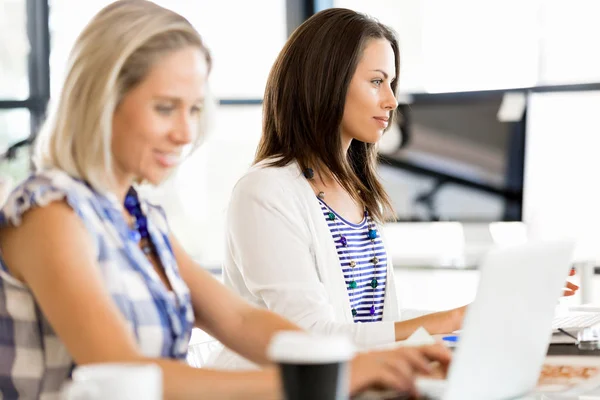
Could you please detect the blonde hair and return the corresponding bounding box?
[34,0,211,192]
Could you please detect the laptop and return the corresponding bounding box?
[416,239,576,400]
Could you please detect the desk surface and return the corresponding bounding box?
[548,343,600,356]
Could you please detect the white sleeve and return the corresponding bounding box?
[226,172,395,348]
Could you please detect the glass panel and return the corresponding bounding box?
[0,109,32,186]
[49,0,286,99]
[0,0,30,99]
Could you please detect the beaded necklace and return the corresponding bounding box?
[121,187,192,356]
[305,168,381,320]
[124,187,153,255]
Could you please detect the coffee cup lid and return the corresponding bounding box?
[268,331,355,364]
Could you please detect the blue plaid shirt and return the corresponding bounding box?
[0,170,194,399]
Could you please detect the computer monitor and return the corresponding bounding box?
[379,91,525,222]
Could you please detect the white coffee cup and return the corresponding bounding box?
[268,332,355,400]
[61,363,162,400]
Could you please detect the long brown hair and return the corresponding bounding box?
[255,8,399,222]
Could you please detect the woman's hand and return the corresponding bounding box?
[348,344,452,396]
[394,306,468,340]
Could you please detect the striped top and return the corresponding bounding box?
[318,199,387,323]
[0,170,194,399]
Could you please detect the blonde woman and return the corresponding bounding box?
[0,1,450,399]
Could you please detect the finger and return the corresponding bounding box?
[569,267,576,276]
[379,359,417,395]
[562,289,575,297]
[388,351,420,378]
[395,348,433,374]
[416,344,452,366]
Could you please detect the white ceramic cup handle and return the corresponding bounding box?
[61,381,100,400]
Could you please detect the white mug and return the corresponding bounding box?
[61,363,162,400]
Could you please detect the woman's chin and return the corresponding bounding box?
[138,171,168,187]
[356,132,384,145]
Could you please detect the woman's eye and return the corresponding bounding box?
[190,105,203,116]
[155,106,173,115]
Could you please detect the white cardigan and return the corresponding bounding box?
[210,161,400,370]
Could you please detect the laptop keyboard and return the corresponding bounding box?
[552,312,600,331]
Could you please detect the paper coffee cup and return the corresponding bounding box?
[268,332,355,400]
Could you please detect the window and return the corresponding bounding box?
[0,109,33,185]
[334,0,540,92]
[0,0,30,99]
[48,0,115,97]
[0,0,46,187]
[49,0,286,99]
[0,109,29,148]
